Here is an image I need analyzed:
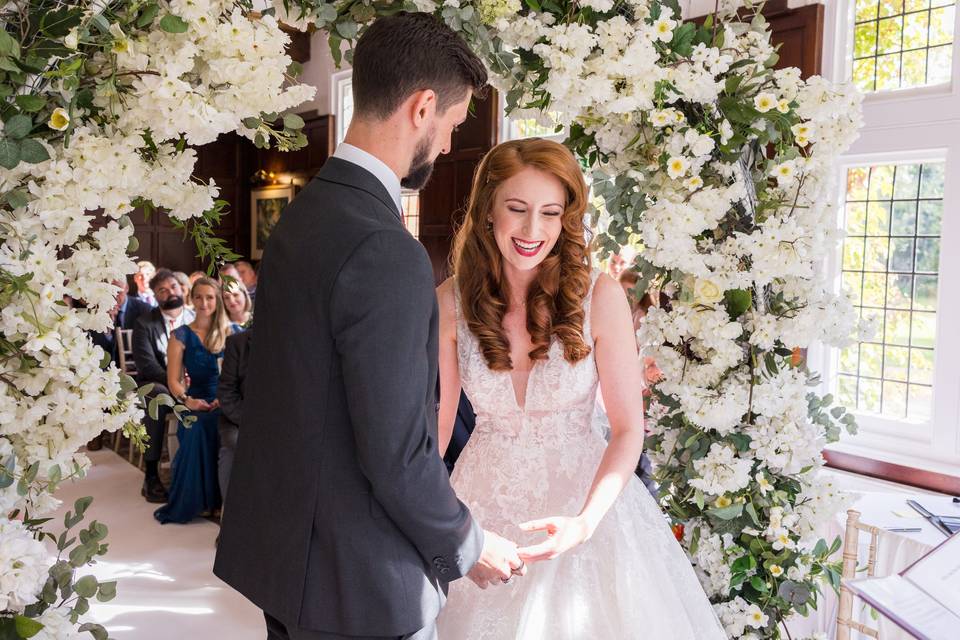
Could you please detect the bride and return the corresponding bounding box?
[435,138,726,638]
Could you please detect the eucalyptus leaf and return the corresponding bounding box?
[20,138,50,164]
[5,114,33,139]
[160,15,189,34]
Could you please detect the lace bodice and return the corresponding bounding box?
[451,270,605,528]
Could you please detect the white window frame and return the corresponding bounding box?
[816,0,960,475]
[331,69,353,147]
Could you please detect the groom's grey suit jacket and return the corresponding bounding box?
[214,158,483,637]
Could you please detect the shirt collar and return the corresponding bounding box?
[332,143,403,216]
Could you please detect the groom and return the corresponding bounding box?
[214,13,524,640]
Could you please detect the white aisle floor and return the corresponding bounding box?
[46,448,263,640]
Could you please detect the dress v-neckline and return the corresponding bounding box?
[507,365,535,413]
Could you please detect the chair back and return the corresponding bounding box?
[837,508,880,639]
[116,328,137,377]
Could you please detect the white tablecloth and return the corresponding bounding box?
[786,491,952,638]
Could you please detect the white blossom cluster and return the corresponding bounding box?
[0,519,52,613]
[1,2,317,627]
[100,5,315,146]
[714,596,770,638]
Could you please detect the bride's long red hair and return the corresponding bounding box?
[451,138,592,371]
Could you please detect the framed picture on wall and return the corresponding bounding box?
[250,185,295,259]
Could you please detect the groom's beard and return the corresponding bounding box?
[401,132,436,191]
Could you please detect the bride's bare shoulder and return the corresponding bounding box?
[436,276,458,331]
[590,272,632,336]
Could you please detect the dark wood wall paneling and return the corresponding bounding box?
[419,91,499,283]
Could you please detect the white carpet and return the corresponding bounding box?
[46,449,263,640]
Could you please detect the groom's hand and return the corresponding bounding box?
[467,530,525,589]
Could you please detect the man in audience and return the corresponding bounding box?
[132,269,196,503]
[219,263,241,286]
[87,279,153,451]
[234,260,258,304]
[217,328,251,503]
[132,260,158,307]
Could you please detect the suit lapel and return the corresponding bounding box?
[315,157,403,225]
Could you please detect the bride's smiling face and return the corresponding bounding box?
[490,166,566,272]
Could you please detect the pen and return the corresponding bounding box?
[885,527,922,532]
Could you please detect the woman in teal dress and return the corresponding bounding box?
[155,276,240,524]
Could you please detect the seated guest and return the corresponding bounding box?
[234,260,258,305]
[173,271,193,309]
[188,270,206,287]
[132,269,196,503]
[132,260,158,307]
[216,327,251,502]
[87,280,152,450]
[90,279,153,368]
[218,263,241,288]
[155,277,240,524]
[223,281,252,327]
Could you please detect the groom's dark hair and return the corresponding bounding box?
[352,12,488,120]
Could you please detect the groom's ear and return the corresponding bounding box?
[408,89,438,128]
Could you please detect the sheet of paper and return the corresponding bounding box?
[904,533,960,614]
[850,575,960,640]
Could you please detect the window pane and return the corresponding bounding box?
[869,165,896,199]
[844,238,866,270]
[891,201,917,235]
[863,272,887,306]
[861,378,883,413]
[858,0,881,20]
[893,164,921,198]
[908,384,932,421]
[886,273,913,308]
[849,0,955,91]
[840,346,861,374]
[838,375,859,408]
[918,201,942,234]
[856,22,879,56]
[884,345,910,381]
[865,237,889,270]
[911,311,936,347]
[844,272,864,305]
[848,167,870,200]
[867,201,891,234]
[920,163,945,197]
[913,274,938,311]
[886,309,912,345]
[909,348,935,384]
[847,202,868,234]
[889,237,914,272]
[915,237,940,272]
[883,380,908,417]
[929,5,955,45]
[903,11,930,48]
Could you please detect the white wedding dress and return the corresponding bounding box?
[437,271,727,639]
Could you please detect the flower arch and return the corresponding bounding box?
[0,1,861,638]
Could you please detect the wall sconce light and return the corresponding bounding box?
[250,169,277,185]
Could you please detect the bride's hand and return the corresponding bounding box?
[516,516,594,563]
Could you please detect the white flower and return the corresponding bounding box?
[666,156,689,179]
[776,98,791,113]
[745,603,769,628]
[754,92,777,113]
[693,277,724,305]
[48,108,70,131]
[652,14,676,42]
[684,175,704,190]
[770,160,797,183]
[0,519,52,612]
[769,564,784,577]
[690,444,754,496]
[64,28,79,50]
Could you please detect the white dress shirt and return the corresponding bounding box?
[332,143,403,217]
